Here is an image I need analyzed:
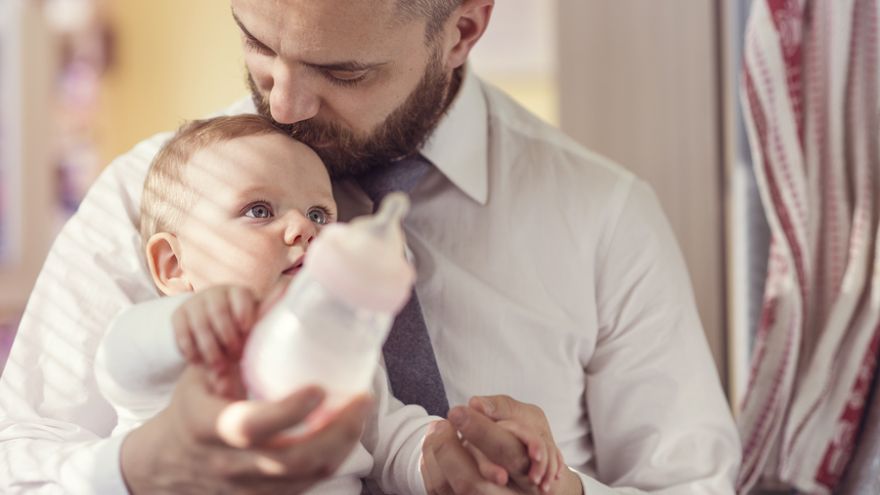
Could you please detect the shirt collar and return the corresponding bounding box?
[238,67,490,205]
[421,65,489,205]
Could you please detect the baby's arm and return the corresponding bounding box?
[94,294,193,432]
[94,286,258,431]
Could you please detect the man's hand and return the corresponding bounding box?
[421,396,583,495]
[121,365,372,494]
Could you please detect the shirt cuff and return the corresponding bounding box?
[570,466,621,495]
[413,436,429,495]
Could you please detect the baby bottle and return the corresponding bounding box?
[241,193,415,409]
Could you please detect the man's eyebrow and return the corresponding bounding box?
[231,10,262,44]
[231,9,387,72]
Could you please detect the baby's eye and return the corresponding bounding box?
[244,203,274,219]
[307,207,329,225]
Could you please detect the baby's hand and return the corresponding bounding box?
[496,418,565,492]
[171,285,258,372]
[468,397,566,493]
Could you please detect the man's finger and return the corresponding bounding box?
[448,406,530,476]
[260,394,373,479]
[464,441,509,486]
[469,395,519,421]
[204,395,370,484]
[215,386,327,448]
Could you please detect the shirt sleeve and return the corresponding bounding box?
[360,362,438,495]
[0,133,169,494]
[587,179,741,494]
[94,295,191,434]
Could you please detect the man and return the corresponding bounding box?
[0,0,741,493]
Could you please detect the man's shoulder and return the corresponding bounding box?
[481,82,632,178]
[480,81,635,195]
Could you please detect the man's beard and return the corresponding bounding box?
[248,51,461,178]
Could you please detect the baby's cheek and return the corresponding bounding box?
[246,267,283,300]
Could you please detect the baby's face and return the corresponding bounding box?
[175,132,336,297]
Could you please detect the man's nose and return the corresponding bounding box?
[283,211,317,247]
[269,61,320,124]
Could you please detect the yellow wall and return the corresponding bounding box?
[476,73,558,125]
[96,0,246,165]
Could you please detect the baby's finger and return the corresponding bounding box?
[187,308,224,366]
[497,419,547,487]
[228,286,258,332]
[176,328,198,362]
[540,446,559,492]
[172,309,198,362]
[207,368,234,398]
[206,292,241,356]
[555,448,565,480]
[463,440,509,486]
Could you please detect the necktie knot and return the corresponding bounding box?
[356,156,433,209]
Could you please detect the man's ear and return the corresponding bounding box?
[145,233,192,295]
[442,0,494,70]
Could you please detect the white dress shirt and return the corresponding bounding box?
[0,67,741,494]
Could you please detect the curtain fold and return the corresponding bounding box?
[738,0,880,493]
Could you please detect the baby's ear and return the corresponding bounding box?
[145,233,192,295]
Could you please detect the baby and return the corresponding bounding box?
[93,114,561,494]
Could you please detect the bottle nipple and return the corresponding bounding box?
[357,192,410,243]
[305,192,416,313]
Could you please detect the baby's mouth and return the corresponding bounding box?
[282,258,304,277]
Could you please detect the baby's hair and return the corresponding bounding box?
[139,114,286,246]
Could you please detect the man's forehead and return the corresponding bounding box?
[230,0,405,47]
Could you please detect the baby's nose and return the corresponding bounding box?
[283,211,317,247]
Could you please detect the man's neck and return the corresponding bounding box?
[439,65,466,117]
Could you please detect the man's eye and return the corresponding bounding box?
[245,203,273,219]
[307,207,328,225]
[244,37,274,55]
[326,70,368,86]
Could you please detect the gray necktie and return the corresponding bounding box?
[356,156,450,418]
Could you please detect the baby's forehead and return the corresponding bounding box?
[184,137,276,179]
[188,132,318,171]
[181,135,331,198]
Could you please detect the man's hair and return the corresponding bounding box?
[396,0,463,41]
[140,114,283,245]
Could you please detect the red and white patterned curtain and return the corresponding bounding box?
[738,0,880,493]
